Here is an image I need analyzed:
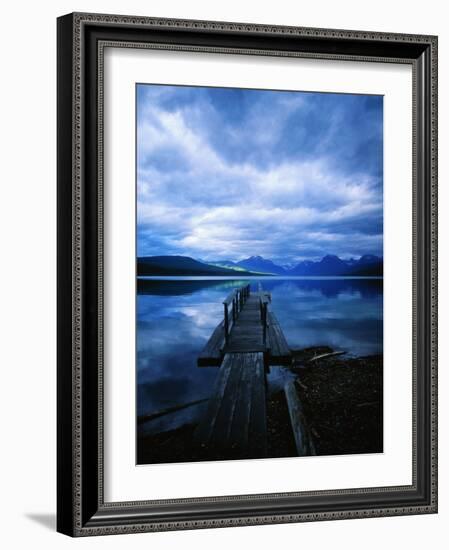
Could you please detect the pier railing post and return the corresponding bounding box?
[262,302,267,345]
[258,291,268,346]
[224,303,229,343]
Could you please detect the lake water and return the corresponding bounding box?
[137,277,383,435]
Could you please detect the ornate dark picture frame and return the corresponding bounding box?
[57,12,438,536]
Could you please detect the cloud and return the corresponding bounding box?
[136,84,383,263]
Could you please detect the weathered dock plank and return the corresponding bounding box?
[223,295,265,353]
[248,354,268,455]
[197,320,225,366]
[195,352,267,457]
[195,354,234,443]
[267,311,291,365]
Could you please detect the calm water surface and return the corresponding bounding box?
[137,277,383,434]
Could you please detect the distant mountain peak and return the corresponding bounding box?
[236,255,287,275]
[290,253,382,276]
[321,254,342,262]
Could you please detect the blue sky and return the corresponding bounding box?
[137,84,383,264]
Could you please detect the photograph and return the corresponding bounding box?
[135,83,384,465]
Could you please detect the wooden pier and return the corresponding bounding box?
[195,283,297,458]
[197,283,291,367]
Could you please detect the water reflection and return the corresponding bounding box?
[137,277,382,432]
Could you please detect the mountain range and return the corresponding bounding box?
[137,254,383,277]
[137,255,266,277]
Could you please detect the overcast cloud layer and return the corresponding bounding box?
[137,84,383,264]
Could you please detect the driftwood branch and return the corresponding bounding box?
[308,350,346,363]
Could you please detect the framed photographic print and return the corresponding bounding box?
[57,12,438,536]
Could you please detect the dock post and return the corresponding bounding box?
[224,303,229,344]
[262,302,267,345]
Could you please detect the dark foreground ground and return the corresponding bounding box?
[137,347,383,464]
[289,347,383,456]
